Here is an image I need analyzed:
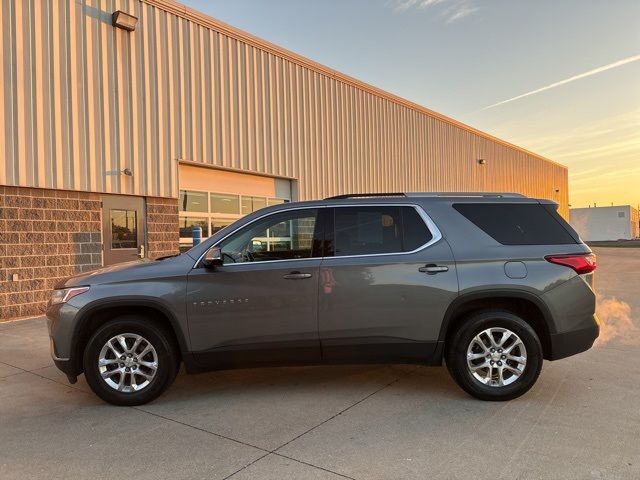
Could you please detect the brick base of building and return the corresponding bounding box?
[146,197,180,260]
[0,186,103,320]
[1,187,180,321]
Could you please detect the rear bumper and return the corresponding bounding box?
[547,315,599,360]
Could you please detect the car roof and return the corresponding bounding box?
[263,193,551,210]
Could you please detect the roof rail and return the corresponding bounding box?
[325,192,526,200]
[407,192,526,198]
[325,193,407,200]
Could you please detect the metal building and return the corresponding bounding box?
[0,0,568,320]
[570,206,640,241]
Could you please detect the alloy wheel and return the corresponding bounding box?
[466,327,527,387]
[97,333,158,392]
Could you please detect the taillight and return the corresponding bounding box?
[544,253,596,274]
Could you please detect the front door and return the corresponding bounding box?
[187,207,324,368]
[102,195,145,265]
[318,205,458,363]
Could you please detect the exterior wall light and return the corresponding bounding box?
[104,168,133,176]
[112,11,138,31]
[477,159,486,165]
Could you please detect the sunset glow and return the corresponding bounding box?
[189,0,640,209]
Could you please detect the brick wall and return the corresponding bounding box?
[0,186,103,320]
[146,197,179,259]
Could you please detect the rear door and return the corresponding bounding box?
[318,204,458,363]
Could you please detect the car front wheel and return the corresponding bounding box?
[445,311,543,401]
[83,316,179,406]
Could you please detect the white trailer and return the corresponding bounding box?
[570,205,640,241]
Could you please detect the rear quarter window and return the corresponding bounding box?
[453,203,577,245]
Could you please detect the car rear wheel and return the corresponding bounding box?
[445,311,543,401]
[83,316,179,406]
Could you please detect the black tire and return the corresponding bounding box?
[445,310,543,401]
[83,316,180,406]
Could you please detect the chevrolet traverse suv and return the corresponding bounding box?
[47,193,599,405]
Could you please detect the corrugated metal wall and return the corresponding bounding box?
[0,0,568,214]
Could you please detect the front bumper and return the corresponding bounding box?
[547,314,600,360]
[47,303,81,383]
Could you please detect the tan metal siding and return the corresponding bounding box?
[0,0,568,216]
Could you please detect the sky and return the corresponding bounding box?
[183,0,640,209]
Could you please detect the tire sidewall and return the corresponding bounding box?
[83,317,178,406]
[447,311,543,401]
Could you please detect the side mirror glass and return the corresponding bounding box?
[202,246,223,268]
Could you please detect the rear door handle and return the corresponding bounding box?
[419,264,449,274]
[283,271,312,280]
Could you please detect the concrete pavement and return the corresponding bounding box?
[1,247,639,479]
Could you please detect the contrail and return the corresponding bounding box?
[481,54,640,111]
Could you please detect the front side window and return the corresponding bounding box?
[332,206,432,256]
[219,209,319,264]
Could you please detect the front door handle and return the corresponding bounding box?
[419,264,449,274]
[283,271,312,280]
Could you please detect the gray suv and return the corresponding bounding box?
[47,193,599,405]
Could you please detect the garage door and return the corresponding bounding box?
[178,164,292,247]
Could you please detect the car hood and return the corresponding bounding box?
[54,254,193,288]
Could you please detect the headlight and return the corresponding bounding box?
[49,287,90,306]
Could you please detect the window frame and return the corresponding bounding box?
[326,205,440,259]
[194,203,441,268]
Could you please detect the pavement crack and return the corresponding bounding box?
[273,376,401,453]
[222,452,272,480]
[273,452,357,479]
[133,406,270,453]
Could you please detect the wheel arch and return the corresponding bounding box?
[439,290,555,359]
[68,299,189,376]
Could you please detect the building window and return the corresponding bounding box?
[110,209,137,249]
[618,211,626,218]
[179,217,209,243]
[212,219,233,236]
[178,190,288,247]
[241,196,268,214]
[179,190,208,212]
[210,193,240,214]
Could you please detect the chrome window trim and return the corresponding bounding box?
[326,203,442,260]
[193,203,443,268]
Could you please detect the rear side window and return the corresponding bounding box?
[453,203,577,245]
[332,206,433,256]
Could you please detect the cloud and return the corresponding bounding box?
[552,137,640,160]
[480,54,640,110]
[389,0,445,11]
[445,5,479,23]
[388,0,480,23]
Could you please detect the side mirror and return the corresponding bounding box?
[202,247,223,268]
